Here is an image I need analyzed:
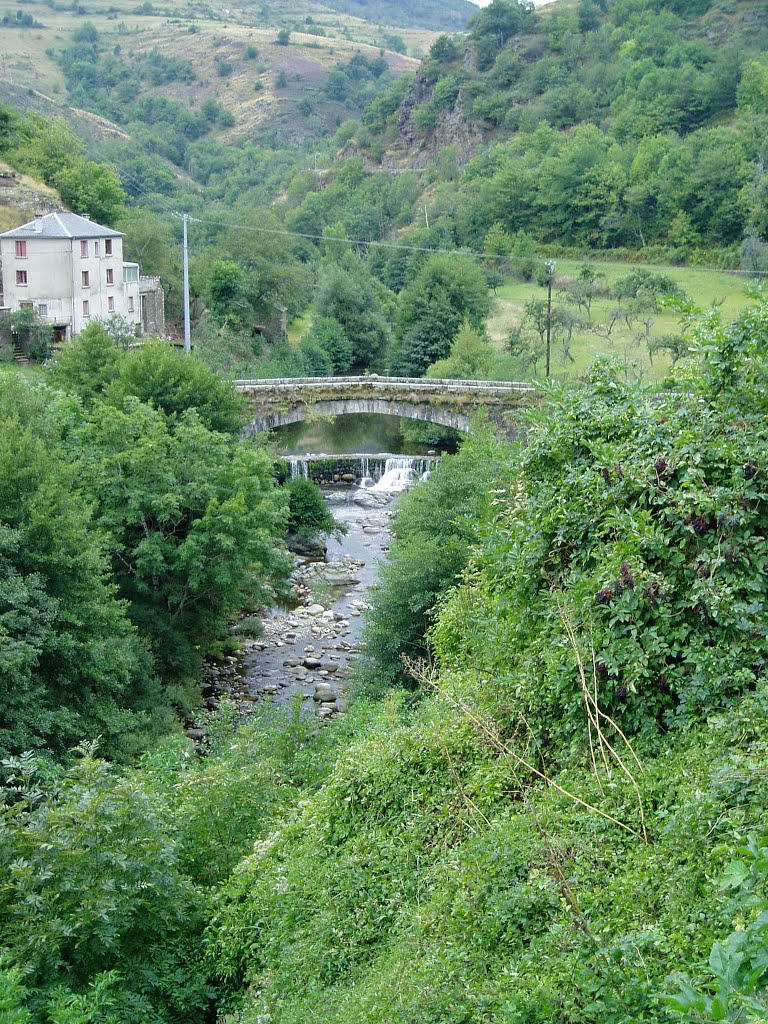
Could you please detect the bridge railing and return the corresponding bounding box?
[234,375,536,392]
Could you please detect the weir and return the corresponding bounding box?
[276,453,438,487]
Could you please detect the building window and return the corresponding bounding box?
[16,270,27,286]
[94,241,100,256]
[15,240,27,258]
[37,304,48,317]
[128,297,135,313]
[107,296,115,312]
[80,240,88,258]
[106,268,114,285]
[19,302,33,310]
[83,300,90,317]
[105,239,113,256]
[81,271,89,287]
[123,265,138,284]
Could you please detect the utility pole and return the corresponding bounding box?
[182,213,191,354]
[544,259,556,377]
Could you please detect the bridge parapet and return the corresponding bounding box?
[235,375,535,395]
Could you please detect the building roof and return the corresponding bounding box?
[0,211,123,240]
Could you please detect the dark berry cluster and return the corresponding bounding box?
[616,563,635,593]
[642,581,660,605]
[685,511,709,535]
[596,564,635,605]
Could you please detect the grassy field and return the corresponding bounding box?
[487,258,758,384]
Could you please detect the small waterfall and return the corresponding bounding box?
[289,457,309,479]
[372,456,424,492]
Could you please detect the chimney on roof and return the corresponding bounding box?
[33,211,43,233]
[81,213,91,221]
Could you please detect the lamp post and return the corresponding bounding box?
[544,259,556,377]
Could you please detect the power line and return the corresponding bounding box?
[181,215,768,277]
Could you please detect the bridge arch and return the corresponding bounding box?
[242,397,471,438]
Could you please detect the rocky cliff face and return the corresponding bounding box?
[394,59,483,170]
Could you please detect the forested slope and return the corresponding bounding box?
[312,0,768,261]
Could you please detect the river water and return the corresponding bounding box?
[232,458,432,721]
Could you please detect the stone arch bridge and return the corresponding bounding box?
[236,376,537,438]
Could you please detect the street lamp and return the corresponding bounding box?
[544,259,556,377]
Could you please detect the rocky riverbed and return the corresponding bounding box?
[192,487,396,736]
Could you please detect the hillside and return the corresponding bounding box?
[0,0,432,177]
[4,299,768,1021]
[0,159,61,233]
[320,0,476,31]
[382,0,768,167]
[271,0,768,274]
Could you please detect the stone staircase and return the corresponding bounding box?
[12,340,30,365]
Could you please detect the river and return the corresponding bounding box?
[198,450,430,729]
[195,415,449,729]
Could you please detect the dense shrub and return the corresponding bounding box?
[285,477,346,543]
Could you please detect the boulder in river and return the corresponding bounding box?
[313,682,338,702]
[284,531,327,558]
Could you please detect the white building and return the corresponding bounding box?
[0,211,142,342]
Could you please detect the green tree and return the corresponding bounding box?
[393,294,461,376]
[48,321,123,403]
[206,210,313,329]
[206,259,248,328]
[395,253,491,375]
[54,160,126,227]
[427,319,496,379]
[737,60,768,114]
[0,749,212,1021]
[484,221,512,273]
[314,264,391,370]
[285,477,346,544]
[75,401,289,687]
[117,207,182,319]
[0,308,52,361]
[0,377,164,760]
[305,316,354,373]
[110,342,245,435]
[578,0,601,32]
